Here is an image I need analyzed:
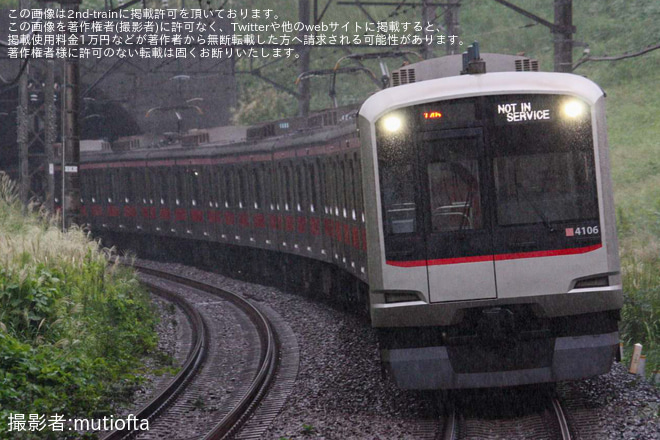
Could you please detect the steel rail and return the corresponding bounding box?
[551,397,572,440]
[103,279,208,440]
[441,408,457,440]
[129,264,278,440]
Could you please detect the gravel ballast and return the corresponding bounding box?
[135,259,659,440]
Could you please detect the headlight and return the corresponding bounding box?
[382,115,403,133]
[563,100,586,118]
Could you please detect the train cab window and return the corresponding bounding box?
[427,158,483,232]
[483,94,599,229]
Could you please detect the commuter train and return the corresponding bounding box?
[76,52,623,389]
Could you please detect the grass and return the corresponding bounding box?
[0,172,158,438]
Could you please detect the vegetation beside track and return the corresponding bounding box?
[0,173,158,438]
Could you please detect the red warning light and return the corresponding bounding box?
[423,111,443,120]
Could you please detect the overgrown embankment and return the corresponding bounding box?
[0,173,157,438]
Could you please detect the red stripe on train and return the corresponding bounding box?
[297,217,307,234]
[124,206,137,218]
[191,209,204,223]
[310,218,320,236]
[254,213,266,228]
[175,209,187,221]
[386,244,603,267]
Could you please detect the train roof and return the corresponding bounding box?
[359,71,605,124]
[81,110,358,164]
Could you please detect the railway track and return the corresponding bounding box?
[103,264,282,440]
[442,394,574,440]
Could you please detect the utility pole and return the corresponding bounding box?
[445,0,460,55]
[61,0,82,228]
[17,0,31,206]
[17,53,29,206]
[18,0,56,209]
[297,0,311,116]
[45,61,56,213]
[553,0,573,72]
[421,1,435,59]
[492,0,574,72]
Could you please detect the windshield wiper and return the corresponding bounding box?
[516,186,555,232]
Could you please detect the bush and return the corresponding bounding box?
[619,237,660,378]
[0,172,157,437]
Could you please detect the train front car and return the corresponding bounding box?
[359,55,623,389]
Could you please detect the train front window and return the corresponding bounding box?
[426,137,483,232]
[488,95,598,227]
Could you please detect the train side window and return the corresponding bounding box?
[347,158,356,220]
[238,167,248,209]
[218,167,227,207]
[335,160,346,217]
[124,169,134,204]
[134,169,145,204]
[209,167,218,207]
[89,172,95,203]
[305,162,316,212]
[190,168,201,207]
[201,167,210,207]
[325,161,335,215]
[282,165,290,211]
[354,154,364,222]
[146,169,154,204]
[295,164,305,212]
[223,168,232,207]
[266,165,275,210]
[107,171,114,203]
[159,169,168,204]
[253,166,263,209]
[274,165,281,210]
[173,170,183,206]
[95,172,101,203]
[79,173,86,204]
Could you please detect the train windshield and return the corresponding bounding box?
[488,95,598,228]
[376,94,600,265]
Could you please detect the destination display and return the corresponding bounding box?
[496,102,551,122]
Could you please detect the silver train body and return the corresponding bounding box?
[359,55,622,388]
[76,54,622,389]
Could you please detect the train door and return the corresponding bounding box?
[419,128,497,303]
